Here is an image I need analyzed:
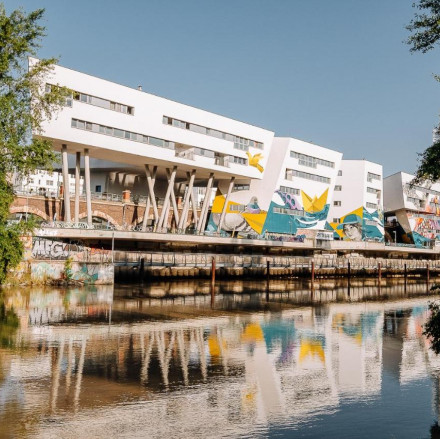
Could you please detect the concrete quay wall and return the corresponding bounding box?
[114,252,440,282]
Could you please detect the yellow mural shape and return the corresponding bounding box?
[299,340,325,364]
[211,190,226,214]
[241,323,264,343]
[241,212,267,234]
[208,334,227,358]
[301,188,328,213]
[328,206,363,239]
[246,152,264,173]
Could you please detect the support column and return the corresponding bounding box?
[191,189,198,229]
[74,151,81,223]
[158,166,177,229]
[218,177,235,233]
[166,168,180,227]
[84,149,92,226]
[198,173,214,233]
[61,144,71,222]
[145,165,159,224]
[178,170,196,230]
[141,166,157,231]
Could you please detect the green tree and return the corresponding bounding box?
[406,1,440,184]
[406,0,440,53]
[0,4,69,283]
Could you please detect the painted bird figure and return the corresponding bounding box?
[246,152,264,173]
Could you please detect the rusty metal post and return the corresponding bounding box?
[211,257,216,286]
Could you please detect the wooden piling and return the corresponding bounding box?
[427,263,430,284]
[211,257,216,286]
[378,262,381,282]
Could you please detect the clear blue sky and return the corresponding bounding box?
[5,0,440,176]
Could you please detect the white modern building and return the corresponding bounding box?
[384,171,440,247]
[13,169,83,196]
[326,160,384,242]
[29,57,392,242]
[32,57,275,230]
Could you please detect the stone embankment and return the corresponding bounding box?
[114,251,440,282]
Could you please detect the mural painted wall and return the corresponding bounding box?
[325,207,384,242]
[30,261,114,284]
[207,187,332,237]
[407,213,440,247]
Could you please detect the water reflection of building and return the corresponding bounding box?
[1,286,440,437]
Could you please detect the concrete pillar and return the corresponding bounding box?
[141,166,157,231]
[145,165,159,223]
[178,170,196,230]
[166,168,180,227]
[218,176,235,233]
[61,144,71,222]
[74,151,81,223]
[198,173,214,233]
[158,166,177,228]
[84,149,92,226]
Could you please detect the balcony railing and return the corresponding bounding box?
[215,157,229,167]
[175,150,194,160]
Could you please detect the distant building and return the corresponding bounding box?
[13,169,84,197]
[383,171,440,247]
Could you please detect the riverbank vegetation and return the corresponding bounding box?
[0,4,69,283]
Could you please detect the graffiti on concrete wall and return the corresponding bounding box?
[32,238,84,260]
[30,261,114,284]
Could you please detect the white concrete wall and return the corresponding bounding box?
[328,160,383,222]
[31,58,274,182]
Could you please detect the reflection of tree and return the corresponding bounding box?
[0,296,19,348]
[431,422,440,439]
[424,302,440,354]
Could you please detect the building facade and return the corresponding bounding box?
[384,172,440,248]
[208,137,342,239]
[326,160,384,242]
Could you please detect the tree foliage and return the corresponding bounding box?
[407,0,440,53]
[406,1,440,184]
[413,140,440,184]
[424,301,440,354]
[0,4,69,283]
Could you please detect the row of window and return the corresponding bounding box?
[233,184,250,192]
[366,202,378,209]
[407,196,425,207]
[71,119,247,166]
[229,204,245,212]
[290,151,335,168]
[163,116,263,151]
[367,187,381,194]
[285,169,331,184]
[367,172,381,181]
[406,183,440,197]
[46,84,134,115]
[273,207,305,216]
[279,186,300,195]
[71,118,174,149]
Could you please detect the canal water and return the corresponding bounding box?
[1,279,440,438]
